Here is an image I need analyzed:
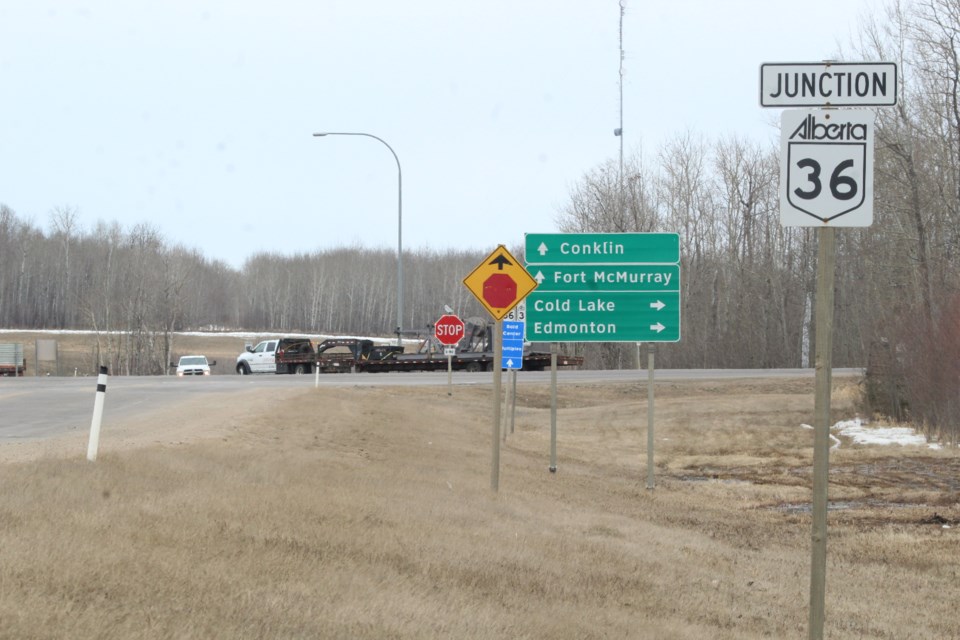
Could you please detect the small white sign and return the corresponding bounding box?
[505,301,526,322]
[780,109,874,227]
[761,62,897,108]
[443,346,456,356]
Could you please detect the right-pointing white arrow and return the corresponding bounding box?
[650,322,666,333]
[650,300,666,311]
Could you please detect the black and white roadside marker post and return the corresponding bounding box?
[86,365,109,462]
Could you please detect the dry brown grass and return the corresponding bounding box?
[1,376,958,639]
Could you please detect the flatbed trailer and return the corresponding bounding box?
[355,348,580,373]
[275,337,582,374]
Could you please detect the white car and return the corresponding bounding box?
[174,355,215,377]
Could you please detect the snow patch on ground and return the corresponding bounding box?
[801,418,942,450]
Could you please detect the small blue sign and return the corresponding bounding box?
[502,320,524,370]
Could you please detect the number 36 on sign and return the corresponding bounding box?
[780,109,874,227]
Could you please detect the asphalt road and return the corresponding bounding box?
[0,368,860,442]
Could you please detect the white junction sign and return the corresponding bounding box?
[761,62,897,108]
[780,109,875,227]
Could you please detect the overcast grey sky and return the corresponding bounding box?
[0,0,879,267]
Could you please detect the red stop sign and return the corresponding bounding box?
[434,314,465,346]
[482,273,517,310]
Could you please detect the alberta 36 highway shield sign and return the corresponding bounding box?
[780,109,874,227]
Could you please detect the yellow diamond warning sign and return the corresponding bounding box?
[463,245,538,321]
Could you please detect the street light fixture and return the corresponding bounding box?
[313,132,403,346]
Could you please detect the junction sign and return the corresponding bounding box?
[760,62,897,107]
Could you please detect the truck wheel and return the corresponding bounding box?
[293,364,308,375]
[236,363,250,375]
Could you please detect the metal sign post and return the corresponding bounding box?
[501,366,509,443]
[463,246,538,492]
[504,303,524,437]
[444,346,456,396]
[509,369,518,435]
[808,227,836,638]
[646,344,656,490]
[491,320,503,491]
[762,58,894,640]
[549,342,558,473]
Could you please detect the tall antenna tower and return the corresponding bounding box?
[616,0,626,225]
[617,0,625,178]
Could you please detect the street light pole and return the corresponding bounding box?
[313,132,403,346]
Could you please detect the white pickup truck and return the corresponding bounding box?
[235,339,280,374]
[174,355,215,376]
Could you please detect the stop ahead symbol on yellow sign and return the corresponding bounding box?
[483,273,516,308]
[463,245,538,321]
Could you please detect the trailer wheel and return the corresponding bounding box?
[293,364,308,375]
[465,362,482,373]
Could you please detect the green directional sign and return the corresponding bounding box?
[529,264,680,292]
[526,232,679,265]
[524,232,681,343]
[526,291,680,342]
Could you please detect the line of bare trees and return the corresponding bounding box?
[558,0,960,440]
[0,207,493,373]
[0,1,956,435]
